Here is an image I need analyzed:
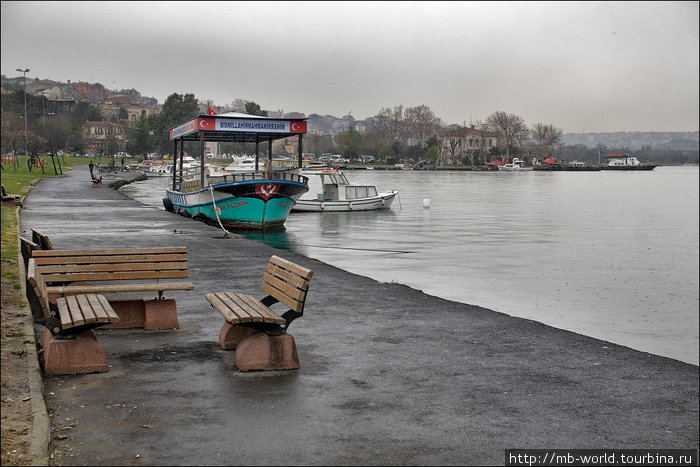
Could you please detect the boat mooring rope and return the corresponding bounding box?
[209,184,230,238]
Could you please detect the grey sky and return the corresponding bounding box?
[2,1,698,132]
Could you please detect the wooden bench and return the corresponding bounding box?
[2,184,21,204]
[26,258,120,375]
[31,247,194,330]
[206,255,313,371]
[32,228,54,250]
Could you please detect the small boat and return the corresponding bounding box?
[292,169,397,212]
[600,152,656,171]
[497,157,532,171]
[224,157,257,173]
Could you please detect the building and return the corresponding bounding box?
[438,126,499,164]
[83,121,128,156]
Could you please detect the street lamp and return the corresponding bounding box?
[16,68,29,166]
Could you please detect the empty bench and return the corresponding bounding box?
[27,258,120,375]
[31,247,194,329]
[206,255,314,371]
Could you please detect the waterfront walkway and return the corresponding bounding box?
[20,166,698,465]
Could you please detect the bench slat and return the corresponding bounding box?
[217,292,257,322]
[42,270,189,283]
[206,292,285,325]
[234,293,285,324]
[77,294,98,324]
[64,295,86,328]
[269,255,314,280]
[98,295,120,323]
[34,253,188,266]
[32,247,187,257]
[38,261,188,273]
[56,297,74,328]
[261,274,306,312]
[205,293,242,323]
[46,282,195,295]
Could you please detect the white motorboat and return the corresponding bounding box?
[224,156,257,173]
[497,157,532,171]
[291,169,398,212]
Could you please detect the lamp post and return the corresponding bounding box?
[16,68,29,170]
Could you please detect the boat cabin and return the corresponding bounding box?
[317,171,378,201]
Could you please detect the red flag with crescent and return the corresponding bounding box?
[290,121,307,133]
[198,118,215,130]
[207,107,217,115]
[256,183,280,200]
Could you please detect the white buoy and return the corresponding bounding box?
[423,199,431,208]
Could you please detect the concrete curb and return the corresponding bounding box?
[14,183,50,466]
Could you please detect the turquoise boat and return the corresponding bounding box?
[164,171,309,230]
[165,112,310,231]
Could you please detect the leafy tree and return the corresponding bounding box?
[127,117,155,157]
[337,128,364,160]
[245,101,268,117]
[153,93,199,154]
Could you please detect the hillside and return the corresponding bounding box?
[562,131,699,151]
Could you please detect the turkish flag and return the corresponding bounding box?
[290,121,307,133]
[207,107,217,115]
[198,118,215,130]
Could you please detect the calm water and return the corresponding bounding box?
[120,166,700,365]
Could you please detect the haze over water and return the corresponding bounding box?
[121,166,699,365]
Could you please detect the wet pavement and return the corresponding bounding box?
[20,166,699,465]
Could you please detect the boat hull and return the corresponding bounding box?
[166,179,308,230]
[600,165,656,171]
[292,191,397,212]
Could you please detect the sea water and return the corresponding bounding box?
[120,166,699,365]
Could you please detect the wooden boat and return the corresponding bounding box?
[163,112,310,230]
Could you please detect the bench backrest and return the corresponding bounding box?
[20,236,41,272]
[26,258,52,321]
[31,247,189,284]
[31,229,54,250]
[261,255,313,314]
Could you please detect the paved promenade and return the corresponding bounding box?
[20,166,698,465]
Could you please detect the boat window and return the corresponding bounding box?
[346,186,373,199]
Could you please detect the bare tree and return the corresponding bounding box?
[485,111,529,161]
[531,123,563,159]
[373,105,405,143]
[404,104,442,147]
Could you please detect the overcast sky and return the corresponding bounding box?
[2,1,698,133]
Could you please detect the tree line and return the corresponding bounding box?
[1,90,696,166]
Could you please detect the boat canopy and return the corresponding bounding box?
[167,111,308,189]
[169,112,307,143]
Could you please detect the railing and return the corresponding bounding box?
[177,171,309,193]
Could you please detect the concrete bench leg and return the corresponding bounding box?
[105,298,179,330]
[41,329,109,375]
[234,331,300,372]
[218,323,260,350]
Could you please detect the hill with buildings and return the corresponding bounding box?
[2,74,697,150]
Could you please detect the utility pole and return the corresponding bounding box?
[16,68,30,172]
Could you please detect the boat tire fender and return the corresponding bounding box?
[162,197,175,213]
[192,213,208,223]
